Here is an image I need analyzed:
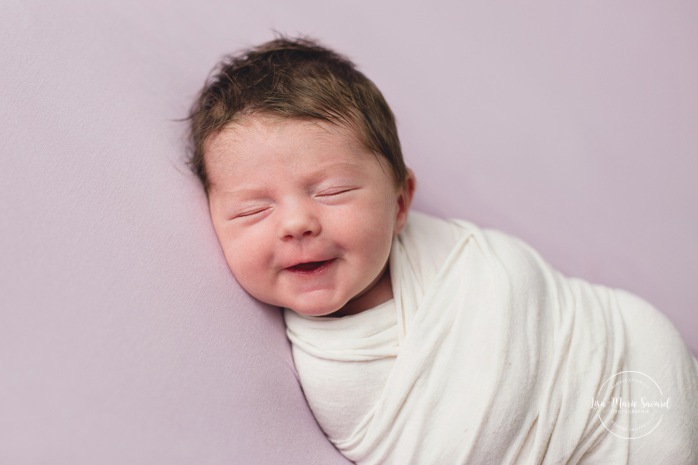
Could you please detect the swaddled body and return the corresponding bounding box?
[286,212,698,464]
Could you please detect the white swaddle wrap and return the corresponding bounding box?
[285,212,698,464]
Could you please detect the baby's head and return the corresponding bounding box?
[188,37,415,317]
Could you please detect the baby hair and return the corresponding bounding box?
[187,36,406,190]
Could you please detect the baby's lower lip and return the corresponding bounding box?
[286,259,335,274]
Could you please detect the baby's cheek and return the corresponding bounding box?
[221,236,256,277]
[229,260,269,303]
[229,246,258,274]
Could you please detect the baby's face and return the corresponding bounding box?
[205,115,413,317]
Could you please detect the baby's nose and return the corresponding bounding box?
[278,206,321,241]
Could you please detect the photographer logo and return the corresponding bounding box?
[590,371,670,439]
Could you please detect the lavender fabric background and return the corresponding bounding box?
[1,1,696,463]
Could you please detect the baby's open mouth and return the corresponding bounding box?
[287,259,335,273]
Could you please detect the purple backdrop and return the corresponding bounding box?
[1,1,696,463]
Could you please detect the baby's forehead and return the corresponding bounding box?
[205,116,369,164]
[204,115,393,190]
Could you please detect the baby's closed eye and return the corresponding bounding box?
[316,187,357,197]
[313,186,360,205]
[228,203,274,221]
[235,207,270,218]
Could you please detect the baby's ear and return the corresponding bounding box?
[394,168,416,235]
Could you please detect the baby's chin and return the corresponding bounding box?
[257,287,374,317]
[284,303,347,318]
[284,298,373,318]
[243,285,345,317]
[279,295,355,318]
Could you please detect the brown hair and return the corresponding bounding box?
[187,36,406,191]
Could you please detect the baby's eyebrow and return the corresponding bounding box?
[216,187,269,201]
[311,162,362,178]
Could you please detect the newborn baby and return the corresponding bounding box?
[188,36,698,464]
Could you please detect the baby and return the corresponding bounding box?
[188,37,698,464]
